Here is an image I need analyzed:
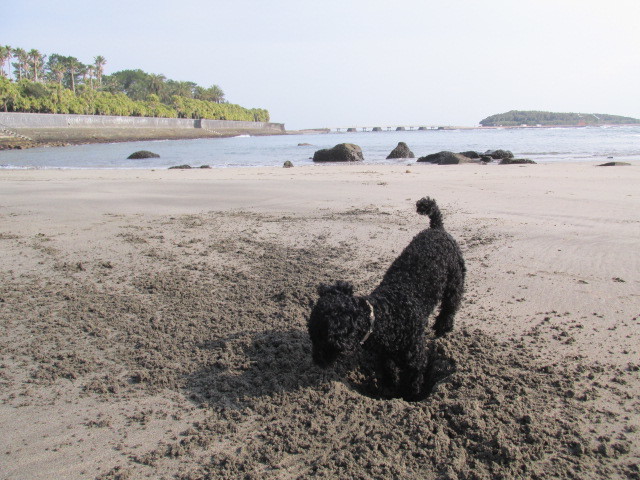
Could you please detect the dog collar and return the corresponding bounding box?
[360,300,376,345]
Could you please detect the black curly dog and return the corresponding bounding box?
[308,197,465,400]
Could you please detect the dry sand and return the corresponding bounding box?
[0,163,638,479]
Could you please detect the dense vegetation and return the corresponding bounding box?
[0,46,269,122]
[480,110,640,127]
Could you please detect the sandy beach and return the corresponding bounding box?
[0,163,638,479]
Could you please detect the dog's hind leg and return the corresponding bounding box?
[433,271,464,336]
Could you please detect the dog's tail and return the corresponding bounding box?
[416,197,444,229]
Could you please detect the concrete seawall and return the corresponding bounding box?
[0,112,285,147]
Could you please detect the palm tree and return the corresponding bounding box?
[87,65,95,89]
[65,57,83,93]
[148,73,166,96]
[12,48,28,80]
[94,55,106,86]
[168,80,196,98]
[28,49,45,82]
[209,85,225,103]
[0,45,11,77]
[194,84,226,103]
[80,63,89,86]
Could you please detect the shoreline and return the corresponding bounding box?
[4,122,638,152]
[0,126,287,151]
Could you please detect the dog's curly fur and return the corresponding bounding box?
[308,197,465,400]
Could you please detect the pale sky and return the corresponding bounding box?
[3,0,639,129]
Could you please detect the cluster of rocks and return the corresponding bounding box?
[310,143,536,165]
[419,149,535,165]
[126,144,548,169]
[168,164,212,170]
[126,151,213,169]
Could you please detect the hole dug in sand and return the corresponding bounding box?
[340,337,457,402]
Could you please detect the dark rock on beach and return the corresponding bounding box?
[168,164,192,169]
[127,150,160,159]
[598,161,631,166]
[283,161,294,168]
[484,149,514,160]
[386,142,415,159]
[417,151,475,165]
[459,151,481,159]
[499,158,537,165]
[313,143,364,162]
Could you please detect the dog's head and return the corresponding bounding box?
[308,281,364,368]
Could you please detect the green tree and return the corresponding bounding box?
[194,84,225,103]
[79,63,90,87]
[86,65,95,89]
[28,49,46,82]
[0,45,11,77]
[165,80,196,100]
[0,76,19,111]
[1,47,270,122]
[94,55,106,86]
[12,48,29,80]
[103,69,151,100]
[46,54,67,86]
[64,56,83,93]
[148,73,166,96]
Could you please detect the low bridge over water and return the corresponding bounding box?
[334,126,449,132]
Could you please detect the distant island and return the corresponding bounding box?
[480,110,640,127]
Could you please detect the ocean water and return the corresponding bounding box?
[1,125,639,169]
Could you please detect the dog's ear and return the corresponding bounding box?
[317,281,354,296]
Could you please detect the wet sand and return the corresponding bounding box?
[0,163,638,479]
